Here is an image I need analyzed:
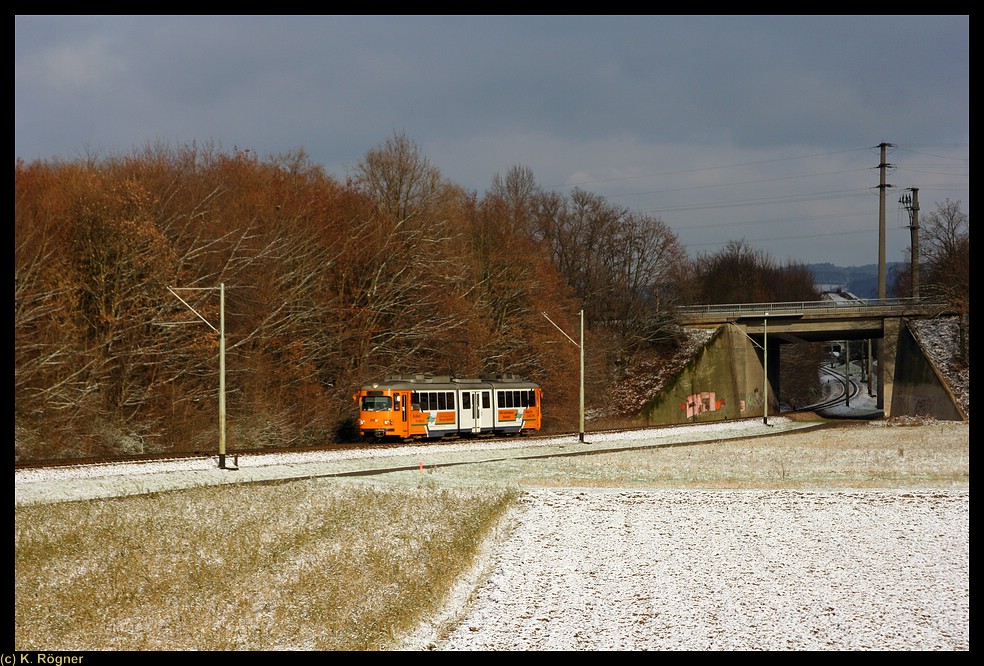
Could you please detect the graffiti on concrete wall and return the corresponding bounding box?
[680,391,725,419]
[741,387,764,415]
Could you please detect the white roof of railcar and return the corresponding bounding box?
[360,374,540,391]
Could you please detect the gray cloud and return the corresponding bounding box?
[15,15,968,266]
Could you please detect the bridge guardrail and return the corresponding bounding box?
[676,298,952,321]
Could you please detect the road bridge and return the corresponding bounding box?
[661,299,961,421]
[676,298,953,334]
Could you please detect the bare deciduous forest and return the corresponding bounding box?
[15,133,966,462]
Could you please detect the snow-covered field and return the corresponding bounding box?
[393,418,969,651]
[404,487,968,651]
[16,417,969,651]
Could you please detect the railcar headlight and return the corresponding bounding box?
[359,419,365,425]
[384,419,393,425]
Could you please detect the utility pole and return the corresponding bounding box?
[877,142,895,302]
[900,188,920,298]
[844,340,850,408]
[167,284,230,469]
[763,317,769,425]
[541,310,587,443]
[874,143,894,413]
[867,338,873,397]
[579,309,585,442]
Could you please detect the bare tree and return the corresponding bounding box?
[918,199,969,362]
[687,239,817,305]
[605,212,687,352]
[352,131,443,221]
[919,200,969,300]
[489,165,540,227]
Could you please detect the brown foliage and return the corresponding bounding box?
[15,143,592,459]
[23,141,842,461]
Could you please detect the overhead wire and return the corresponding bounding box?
[542,144,967,256]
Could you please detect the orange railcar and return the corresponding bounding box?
[353,374,542,441]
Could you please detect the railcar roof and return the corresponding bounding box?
[359,375,539,391]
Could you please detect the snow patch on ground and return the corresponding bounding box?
[403,488,968,651]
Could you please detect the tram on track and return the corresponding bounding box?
[354,374,542,441]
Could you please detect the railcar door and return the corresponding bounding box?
[392,391,410,438]
[460,389,494,433]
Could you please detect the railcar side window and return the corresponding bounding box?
[462,393,471,409]
[447,391,455,410]
[482,392,490,408]
[411,392,420,410]
[438,392,447,410]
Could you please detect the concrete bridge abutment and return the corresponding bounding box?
[640,306,962,425]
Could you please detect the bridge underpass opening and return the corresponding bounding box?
[736,314,883,419]
[676,300,958,420]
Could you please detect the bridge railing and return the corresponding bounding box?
[676,297,949,321]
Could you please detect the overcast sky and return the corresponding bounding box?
[15,15,969,267]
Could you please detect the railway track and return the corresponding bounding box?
[799,365,871,413]
[10,433,532,471]
[15,417,842,506]
[15,419,807,473]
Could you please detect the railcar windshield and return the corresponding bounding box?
[360,395,393,411]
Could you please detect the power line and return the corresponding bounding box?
[683,226,875,250]
[547,146,873,191]
[675,208,871,231]
[635,188,870,215]
[604,167,872,201]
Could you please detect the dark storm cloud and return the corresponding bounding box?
[15,15,968,266]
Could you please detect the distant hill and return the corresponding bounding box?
[807,262,906,299]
